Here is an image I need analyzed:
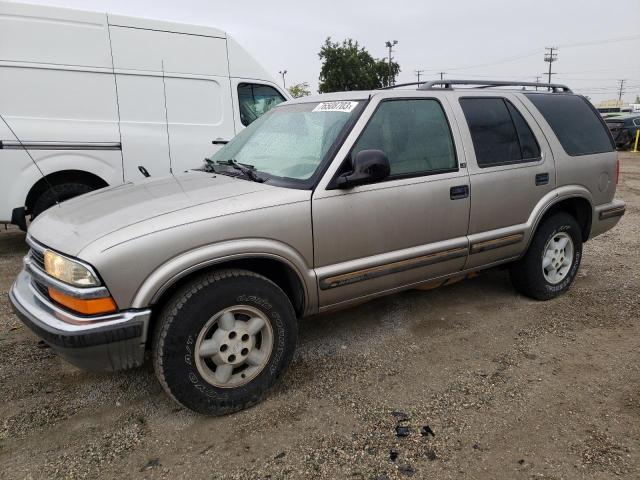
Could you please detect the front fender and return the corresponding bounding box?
[130,238,318,315]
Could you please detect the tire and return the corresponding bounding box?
[509,212,583,300]
[31,182,95,218]
[152,269,298,415]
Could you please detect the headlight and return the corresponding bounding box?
[43,250,100,287]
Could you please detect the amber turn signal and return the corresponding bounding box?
[48,288,117,315]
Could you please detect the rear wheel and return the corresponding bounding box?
[31,182,95,218]
[509,212,582,300]
[152,269,298,415]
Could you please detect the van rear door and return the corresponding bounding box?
[108,20,235,178]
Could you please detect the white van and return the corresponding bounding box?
[0,1,289,228]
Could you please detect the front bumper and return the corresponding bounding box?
[9,270,151,371]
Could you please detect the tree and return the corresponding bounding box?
[375,59,401,88]
[318,38,400,93]
[288,82,311,98]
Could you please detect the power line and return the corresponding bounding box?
[555,76,640,81]
[403,35,640,84]
[421,49,542,74]
[557,67,640,75]
[558,34,640,49]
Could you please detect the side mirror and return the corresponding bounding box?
[335,149,390,188]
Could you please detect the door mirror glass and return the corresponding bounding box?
[335,149,390,188]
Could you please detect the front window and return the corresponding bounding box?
[210,100,362,183]
[351,99,457,176]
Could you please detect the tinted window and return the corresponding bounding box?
[460,98,540,167]
[506,101,541,160]
[524,93,614,156]
[352,99,456,176]
[237,83,285,126]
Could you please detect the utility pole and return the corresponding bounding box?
[437,72,447,80]
[534,76,541,91]
[385,40,398,86]
[278,70,287,89]
[543,47,558,90]
[414,69,425,83]
[618,79,626,102]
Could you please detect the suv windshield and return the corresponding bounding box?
[209,100,362,184]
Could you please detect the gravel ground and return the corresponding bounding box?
[0,152,638,480]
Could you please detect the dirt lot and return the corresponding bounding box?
[0,153,638,480]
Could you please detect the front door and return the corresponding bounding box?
[312,95,471,310]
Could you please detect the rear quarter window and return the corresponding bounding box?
[524,94,614,156]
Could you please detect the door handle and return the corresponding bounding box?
[212,139,229,145]
[450,185,469,200]
[535,172,549,186]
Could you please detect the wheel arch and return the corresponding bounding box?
[533,194,593,243]
[25,169,109,213]
[147,255,309,343]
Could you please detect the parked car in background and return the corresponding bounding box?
[605,114,640,150]
[0,1,288,229]
[10,80,625,415]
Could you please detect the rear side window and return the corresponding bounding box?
[238,83,285,126]
[459,98,541,167]
[524,94,614,156]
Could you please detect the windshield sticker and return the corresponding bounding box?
[312,101,359,113]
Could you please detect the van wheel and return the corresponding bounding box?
[152,269,298,415]
[509,213,582,300]
[31,182,95,218]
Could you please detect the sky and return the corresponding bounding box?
[18,0,640,104]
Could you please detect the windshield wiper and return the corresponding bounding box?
[205,159,264,183]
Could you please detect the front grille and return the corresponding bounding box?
[31,278,50,299]
[30,248,45,270]
[27,246,51,300]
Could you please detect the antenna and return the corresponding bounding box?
[161,60,173,175]
[0,112,60,210]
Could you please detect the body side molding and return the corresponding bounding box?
[0,141,122,151]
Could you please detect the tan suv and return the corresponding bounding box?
[10,80,625,415]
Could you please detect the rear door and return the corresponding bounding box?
[449,93,554,269]
[312,93,471,310]
[108,24,235,178]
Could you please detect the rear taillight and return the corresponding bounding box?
[615,155,620,185]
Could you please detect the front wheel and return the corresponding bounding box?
[509,212,583,300]
[152,269,298,415]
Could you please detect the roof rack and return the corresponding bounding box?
[379,80,572,93]
[378,81,425,90]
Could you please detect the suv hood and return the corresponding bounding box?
[28,172,277,256]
